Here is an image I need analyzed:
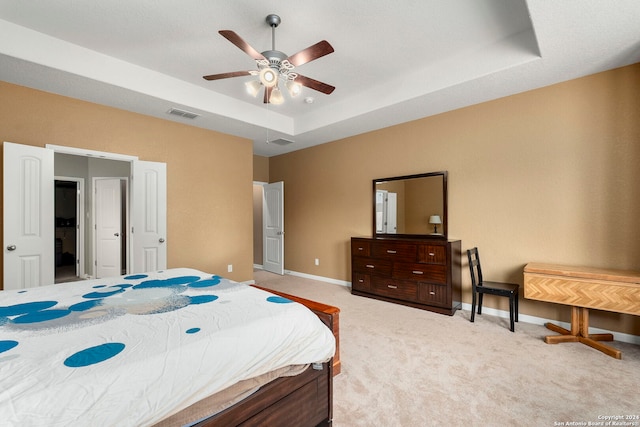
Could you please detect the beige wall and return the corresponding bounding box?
[0,81,254,285]
[269,63,640,335]
[253,155,269,183]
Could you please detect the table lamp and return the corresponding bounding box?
[429,215,442,233]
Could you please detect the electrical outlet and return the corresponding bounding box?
[314,258,319,266]
[227,264,233,273]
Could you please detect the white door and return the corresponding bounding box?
[3,142,54,289]
[132,160,167,273]
[95,179,122,278]
[263,181,284,275]
[375,190,387,233]
[387,192,398,233]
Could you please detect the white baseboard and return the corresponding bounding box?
[270,268,640,346]
[461,302,640,345]
[285,269,351,287]
[254,265,351,287]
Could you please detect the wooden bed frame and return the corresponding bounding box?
[189,287,340,427]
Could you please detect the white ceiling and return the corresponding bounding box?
[1,1,639,157]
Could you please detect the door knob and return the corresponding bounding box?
[114,233,120,237]
[7,245,16,251]
[159,238,165,243]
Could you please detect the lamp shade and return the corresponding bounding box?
[245,80,261,97]
[429,215,442,225]
[286,80,301,97]
[269,86,284,105]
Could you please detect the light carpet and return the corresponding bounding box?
[253,270,640,427]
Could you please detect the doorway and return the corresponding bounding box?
[54,178,84,283]
[3,142,168,289]
[252,181,284,275]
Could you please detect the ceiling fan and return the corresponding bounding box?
[203,14,335,104]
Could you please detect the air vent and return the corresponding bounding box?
[167,108,200,119]
[269,138,294,146]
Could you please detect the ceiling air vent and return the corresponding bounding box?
[167,107,199,119]
[269,138,294,146]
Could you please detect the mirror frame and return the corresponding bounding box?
[373,171,448,240]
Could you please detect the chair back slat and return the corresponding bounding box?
[467,247,484,288]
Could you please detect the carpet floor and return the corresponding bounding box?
[253,270,640,427]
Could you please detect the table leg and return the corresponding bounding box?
[543,306,621,359]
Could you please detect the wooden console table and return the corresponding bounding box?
[523,263,640,359]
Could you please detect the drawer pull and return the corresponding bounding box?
[428,253,435,256]
[366,264,375,269]
[386,250,397,254]
[429,291,436,295]
[358,247,364,251]
[387,284,398,289]
[412,270,424,275]
[358,279,364,283]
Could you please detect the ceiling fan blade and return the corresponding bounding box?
[203,71,252,81]
[219,30,266,61]
[295,74,335,95]
[263,86,273,103]
[286,40,334,67]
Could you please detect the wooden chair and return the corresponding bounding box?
[467,247,519,332]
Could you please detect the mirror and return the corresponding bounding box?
[373,171,447,239]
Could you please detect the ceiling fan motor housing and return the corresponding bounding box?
[262,50,287,70]
[260,50,296,81]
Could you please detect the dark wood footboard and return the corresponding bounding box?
[196,362,332,427]
[187,287,339,427]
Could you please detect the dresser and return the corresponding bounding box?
[351,237,462,315]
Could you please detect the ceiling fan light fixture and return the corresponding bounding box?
[245,80,261,97]
[286,80,302,97]
[259,67,278,87]
[269,86,285,105]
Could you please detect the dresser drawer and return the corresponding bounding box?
[351,240,371,257]
[371,242,417,260]
[417,245,446,265]
[352,257,392,276]
[371,277,418,301]
[352,273,370,292]
[418,283,449,307]
[393,262,447,284]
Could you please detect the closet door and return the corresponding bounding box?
[131,160,167,273]
[95,178,122,278]
[3,142,54,289]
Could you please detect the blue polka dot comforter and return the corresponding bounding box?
[0,268,336,426]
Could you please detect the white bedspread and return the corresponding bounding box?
[0,268,335,426]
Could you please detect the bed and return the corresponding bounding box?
[0,268,337,426]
